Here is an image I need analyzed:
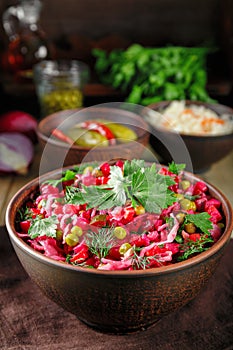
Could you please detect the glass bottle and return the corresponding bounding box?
[1,0,52,96]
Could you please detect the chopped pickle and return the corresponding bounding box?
[41,88,83,115]
[67,128,109,148]
[90,214,107,225]
[119,242,132,254]
[64,119,138,147]
[103,122,137,142]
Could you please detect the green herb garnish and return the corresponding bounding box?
[178,235,214,261]
[93,44,215,105]
[65,160,177,213]
[45,163,99,187]
[183,194,200,201]
[131,247,165,269]
[45,169,76,187]
[17,206,32,222]
[85,228,116,259]
[168,161,186,175]
[184,212,213,235]
[28,215,58,239]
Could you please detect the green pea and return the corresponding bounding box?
[184,222,196,233]
[175,193,184,201]
[176,212,185,224]
[70,225,83,237]
[65,232,79,246]
[83,166,94,174]
[114,226,127,240]
[180,198,196,211]
[180,180,190,190]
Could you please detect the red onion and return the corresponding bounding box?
[0,132,34,175]
[0,110,38,143]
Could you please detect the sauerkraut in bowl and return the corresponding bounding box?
[146,100,233,136]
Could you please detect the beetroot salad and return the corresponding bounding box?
[17,159,224,270]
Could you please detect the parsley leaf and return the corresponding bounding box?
[81,186,117,209]
[45,169,76,187]
[168,161,186,175]
[45,163,99,187]
[65,186,86,204]
[185,212,213,235]
[132,165,177,213]
[107,165,128,205]
[124,159,145,177]
[28,215,58,239]
[65,160,178,213]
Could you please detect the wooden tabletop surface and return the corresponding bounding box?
[0,145,232,228]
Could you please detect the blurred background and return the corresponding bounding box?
[0,0,232,117]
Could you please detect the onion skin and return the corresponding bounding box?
[0,110,38,143]
[0,132,34,175]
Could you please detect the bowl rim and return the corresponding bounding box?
[5,163,233,277]
[37,107,150,151]
[146,100,233,139]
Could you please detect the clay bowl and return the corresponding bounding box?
[145,101,233,173]
[37,104,150,172]
[5,163,233,334]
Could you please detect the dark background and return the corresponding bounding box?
[0,0,233,116]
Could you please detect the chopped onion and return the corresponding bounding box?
[0,132,34,175]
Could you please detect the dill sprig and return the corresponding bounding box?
[85,227,116,259]
[131,247,163,270]
[177,235,214,261]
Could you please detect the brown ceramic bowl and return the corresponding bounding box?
[145,101,233,173]
[5,163,233,334]
[37,104,150,172]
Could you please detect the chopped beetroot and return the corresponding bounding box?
[16,160,225,270]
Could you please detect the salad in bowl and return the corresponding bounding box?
[16,159,225,271]
[6,158,233,333]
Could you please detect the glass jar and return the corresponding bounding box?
[33,60,90,117]
[1,0,52,96]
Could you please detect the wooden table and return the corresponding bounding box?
[0,145,232,228]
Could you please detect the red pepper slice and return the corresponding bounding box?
[188,233,201,242]
[78,121,116,145]
[70,246,89,263]
[20,220,31,233]
[51,129,74,145]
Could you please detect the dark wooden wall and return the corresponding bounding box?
[0,0,232,75]
[0,0,225,54]
[41,0,219,45]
